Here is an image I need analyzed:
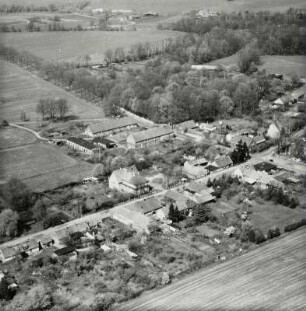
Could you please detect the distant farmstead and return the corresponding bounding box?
[127,127,174,149]
[85,117,138,137]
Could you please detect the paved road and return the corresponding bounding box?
[114,228,306,311]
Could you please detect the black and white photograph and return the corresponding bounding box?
[0,0,305,310]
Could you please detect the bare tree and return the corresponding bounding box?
[56,98,69,120]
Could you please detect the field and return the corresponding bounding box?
[0,126,37,149]
[0,139,93,192]
[115,228,306,311]
[0,60,102,122]
[1,30,181,62]
[87,0,306,14]
[251,201,306,233]
[210,54,306,77]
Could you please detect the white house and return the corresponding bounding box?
[109,165,150,195]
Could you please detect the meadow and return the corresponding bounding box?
[1,30,181,62]
[210,54,306,77]
[0,140,93,192]
[0,59,102,122]
[0,126,37,149]
[116,228,306,311]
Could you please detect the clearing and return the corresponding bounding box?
[1,30,181,63]
[0,59,102,122]
[209,54,306,77]
[115,227,306,311]
[0,126,37,149]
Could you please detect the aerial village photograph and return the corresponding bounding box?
[0,0,305,310]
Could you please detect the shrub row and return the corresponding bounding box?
[284,219,306,232]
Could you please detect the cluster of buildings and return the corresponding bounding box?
[64,117,175,155]
[270,87,306,111]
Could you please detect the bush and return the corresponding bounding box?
[284,219,306,232]
[267,227,281,240]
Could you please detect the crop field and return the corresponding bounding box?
[1,30,181,62]
[0,126,37,149]
[0,141,93,192]
[115,228,306,311]
[0,60,102,122]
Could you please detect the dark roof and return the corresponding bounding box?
[54,246,76,256]
[206,165,219,172]
[128,175,148,186]
[137,197,161,214]
[88,117,137,134]
[253,162,277,172]
[93,137,116,146]
[214,156,233,168]
[129,127,173,143]
[67,137,97,151]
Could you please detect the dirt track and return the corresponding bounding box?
[114,228,306,311]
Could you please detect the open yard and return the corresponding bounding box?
[1,30,181,63]
[0,60,102,122]
[0,142,93,192]
[115,227,306,311]
[0,126,37,149]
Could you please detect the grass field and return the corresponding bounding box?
[0,141,93,192]
[0,126,37,149]
[251,201,306,233]
[1,30,181,62]
[0,59,102,122]
[115,228,306,311]
[210,54,306,77]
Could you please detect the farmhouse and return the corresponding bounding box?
[177,120,197,132]
[0,246,17,263]
[230,134,266,152]
[85,117,138,137]
[184,189,216,206]
[127,127,174,149]
[92,137,116,149]
[211,155,233,169]
[109,165,150,195]
[133,197,162,215]
[185,129,204,142]
[162,190,197,217]
[66,137,98,155]
[273,95,294,109]
[183,159,209,179]
[291,87,306,101]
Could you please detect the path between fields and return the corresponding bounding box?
[10,123,48,141]
[114,228,306,311]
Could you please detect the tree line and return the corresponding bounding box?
[36,98,69,121]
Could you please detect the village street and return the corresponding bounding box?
[0,147,276,250]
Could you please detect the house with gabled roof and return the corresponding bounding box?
[230,134,266,153]
[162,190,197,217]
[267,121,283,140]
[134,197,162,215]
[127,127,174,149]
[85,117,138,137]
[183,160,208,179]
[212,155,233,169]
[109,165,150,195]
